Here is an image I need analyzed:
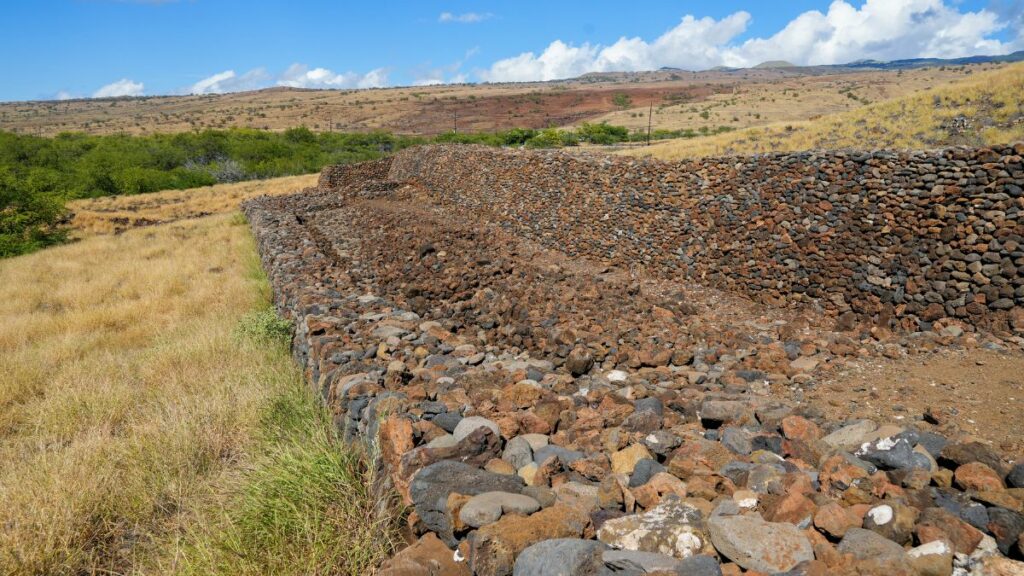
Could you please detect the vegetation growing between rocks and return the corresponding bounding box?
[0,210,401,575]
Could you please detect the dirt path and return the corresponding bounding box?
[815,348,1024,456]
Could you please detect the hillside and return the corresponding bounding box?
[625,62,1024,160]
[0,64,1003,138]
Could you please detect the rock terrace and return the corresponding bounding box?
[244,144,1024,576]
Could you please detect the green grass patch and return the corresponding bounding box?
[235,308,293,346]
[177,379,403,576]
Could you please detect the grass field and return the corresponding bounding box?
[0,204,400,574]
[68,173,319,237]
[625,62,1024,160]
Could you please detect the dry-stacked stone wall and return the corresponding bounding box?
[245,145,1024,576]
[383,144,1024,331]
[318,156,393,191]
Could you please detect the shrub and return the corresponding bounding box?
[0,166,67,257]
[577,122,629,144]
[525,128,577,148]
[235,308,293,345]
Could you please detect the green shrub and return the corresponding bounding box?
[577,122,629,144]
[0,165,67,257]
[612,93,633,108]
[525,128,577,148]
[235,308,293,345]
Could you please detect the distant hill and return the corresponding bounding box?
[626,62,1024,160]
[754,60,796,69]
[838,50,1024,70]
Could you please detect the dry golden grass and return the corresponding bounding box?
[625,63,1024,160]
[584,64,985,134]
[0,211,399,575]
[68,174,318,238]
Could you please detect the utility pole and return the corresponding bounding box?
[646,99,653,146]
[454,109,458,134]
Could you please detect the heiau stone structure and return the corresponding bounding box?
[246,145,1024,576]
[383,145,1024,330]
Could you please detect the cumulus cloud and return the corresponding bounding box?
[277,63,388,89]
[189,68,271,94]
[480,0,1018,82]
[92,78,144,98]
[412,47,479,86]
[55,91,75,101]
[439,11,492,23]
[731,0,1012,66]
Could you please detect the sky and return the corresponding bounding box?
[3,0,1023,102]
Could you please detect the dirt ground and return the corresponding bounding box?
[813,348,1024,458]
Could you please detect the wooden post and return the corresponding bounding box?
[646,99,653,146]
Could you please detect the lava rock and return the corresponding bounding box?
[512,538,607,576]
[706,514,814,573]
[410,460,524,547]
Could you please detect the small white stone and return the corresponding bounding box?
[674,532,703,558]
[867,504,894,526]
[909,540,950,558]
[737,497,759,509]
[607,370,629,382]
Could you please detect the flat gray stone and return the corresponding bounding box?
[458,491,541,528]
[503,435,535,469]
[837,527,907,561]
[520,433,550,451]
[453,416,501,442]
[534,444,585,465]
[706,514,813,573]
[602,550,681,572]
[822,420,878,451]
[371,325,408,339]
[673,554,722,576]
[425,433,459,449]
[513,538,608,576]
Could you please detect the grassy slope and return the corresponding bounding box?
[68,173,318,237]
[0,207,399,574]
[626,63,1024,160]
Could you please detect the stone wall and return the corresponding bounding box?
[360,144,1024,331]
[245,147,1024,575]
[318,156,393,192]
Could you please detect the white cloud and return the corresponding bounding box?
[55,91,75,101]
[92,78,144,98]
[412,47,479,86]
[729,0,1012,66]
[189,68,271,94]
[277,63,388,89]
[439,11,492,23]
[480,0,1017,82]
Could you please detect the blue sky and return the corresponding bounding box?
[3,0,1022,102]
